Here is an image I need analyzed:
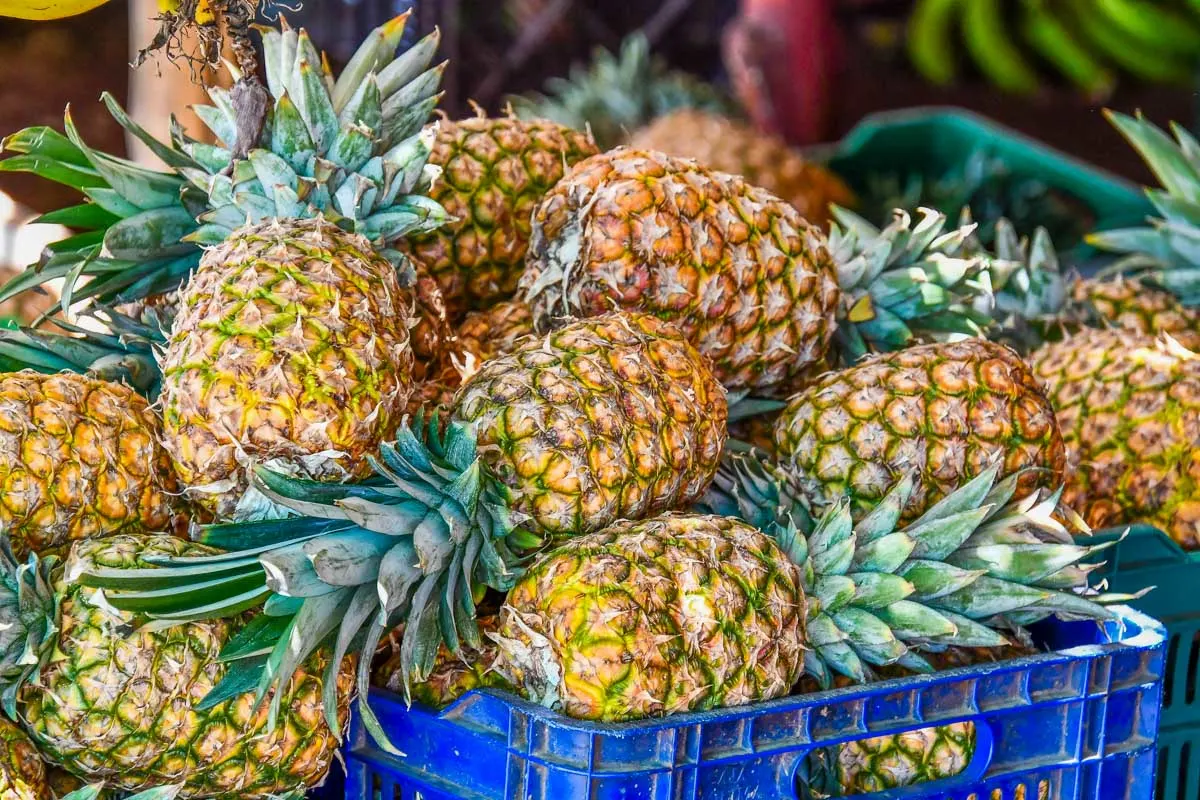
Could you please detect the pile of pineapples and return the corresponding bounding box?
[0,15,1193,800]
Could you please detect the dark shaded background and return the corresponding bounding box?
[1,0,1194,214]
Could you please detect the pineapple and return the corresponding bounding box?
[0,717,47,800]
[773,339,1066,522]
[513,34,852,227]
[0,371,181,555]
[158,218,416,520]
[1081,111,1200,339]
[401,116,599,317]
[455,299,534,366]
[520,153,998,397]
[1030,328,1200,548]
[83,311,727,738]
[520,148,839,396]
[1,534,353,798]
[629,109,855,227]
[491,464,1115,721]
[0,15,447,328]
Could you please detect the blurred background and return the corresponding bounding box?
[3,0,1199,317]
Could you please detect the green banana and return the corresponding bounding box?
[1020,0,1115,98]
[1064,0,1195,83]
[1094,0,1200,55]
[907,0,961,85]
[961,0,1040,94]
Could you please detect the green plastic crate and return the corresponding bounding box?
[821,107,1153,265]
[1088,524,1200,800]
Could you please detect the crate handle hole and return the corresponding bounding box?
[793,720,994,799]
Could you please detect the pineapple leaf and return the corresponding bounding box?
[931,576,1049,618]
[296,59,339,152]
[0,153,106,190]
[197,517,349,551]
[905,507,994,560]
[104,571,270,615]
[847,572,914,609]
[63,108,184,210]
[1,125,89,166]
[873,600,957,639]
[830,607,906,666]
[75,560,262,590]
[900,559,988,600]
[1107,110,1200,205]
[260,542,343,598]
[264,594,305,617]
[197,653,270,710]
[324,582,379,735]
[377,30,442,101]
[339,74,384,131]
[304,529,395,586]
[31,202,120,229]
[82,187,142,218]
[333,13,409,112]
[377,536,422,614]
[219,613,293,661]
[145,586,272,623]
[102,206,198,261]
[927,610,1009,647]
[849,532,915,573]
[100,92,200,170]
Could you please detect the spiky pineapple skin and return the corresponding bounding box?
[494,513,805,721]
[404,117,599,316]
[1074,276,1200,348]
[0,372,180,556]
[629,109,855,228]
[19,534,353,799]
[775,339,1065,521]
[0,716,47,800]
[1031,328,1200,548]
[520,148,841,396]
[159,218,415,520]
[455,300,535,367]
[453,312,727,540]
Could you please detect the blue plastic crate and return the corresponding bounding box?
[336,606,1165,800]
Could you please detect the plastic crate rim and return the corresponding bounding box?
[371,605,1164,734]
[831,105,1145,196]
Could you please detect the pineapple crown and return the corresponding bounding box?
[509,33,734,150]
[1087,110,1200,305]
[0,538,60,721]
[74,415,529,754]
[827,205,994,364]
[0,12,448,316]
[0,306,165,397]
[703,453,1131,687]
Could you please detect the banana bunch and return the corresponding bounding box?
[0,0,200,20]
[908,0,1200,97]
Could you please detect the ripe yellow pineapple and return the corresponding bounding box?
[159,218,416,520]
[774,339,1066,521]
[492,468,1113,722]
[4,534,353,798]
[0,717,47,800]
[403,116,599,317]
[521,148,840,396]
[629,109,855,227]
[1030,328,1200,548]
[0,372,181,555]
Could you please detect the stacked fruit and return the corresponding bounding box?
[0,14,1182,800]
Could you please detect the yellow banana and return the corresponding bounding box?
[0,0,112,20]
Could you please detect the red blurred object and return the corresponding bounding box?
[723,0,843,145]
